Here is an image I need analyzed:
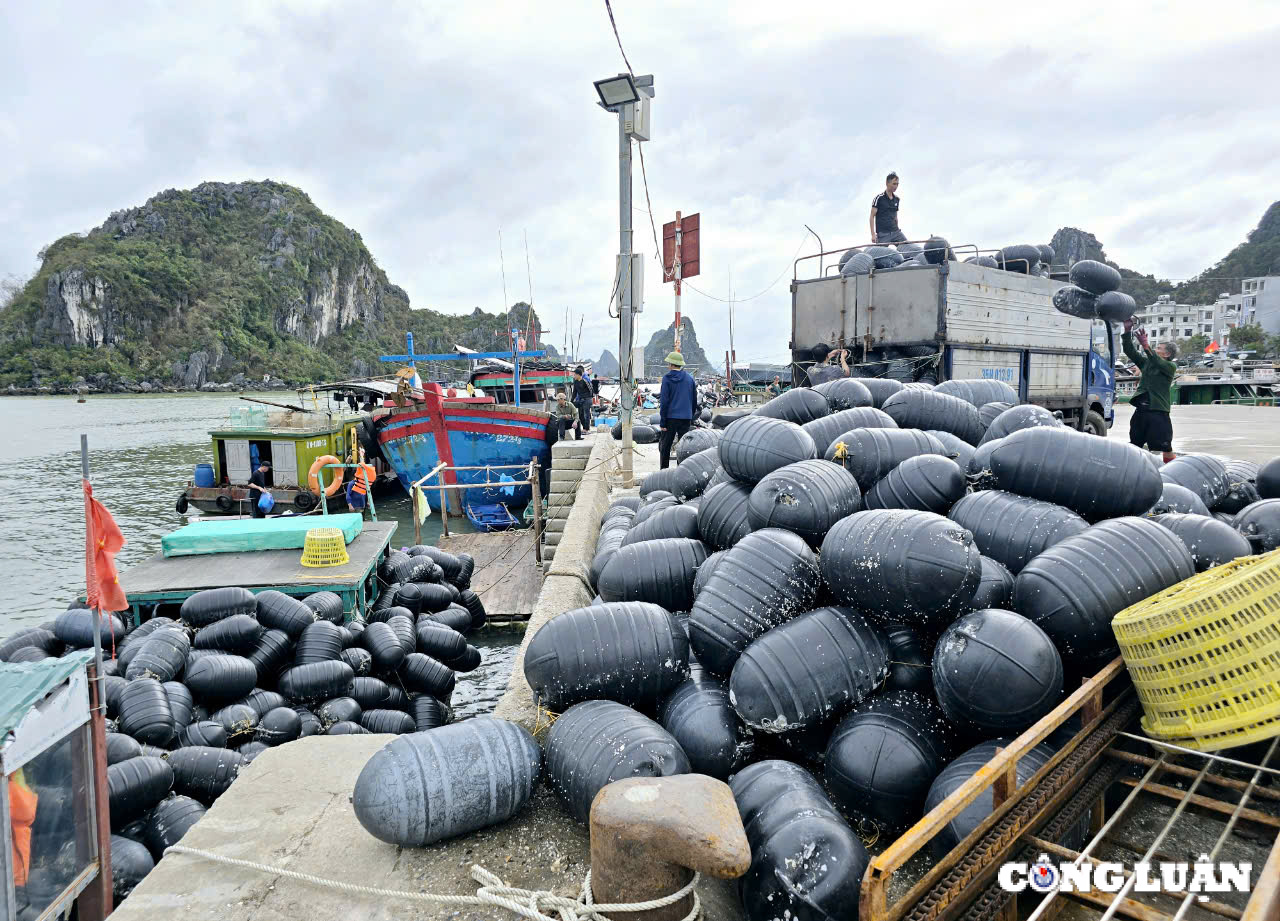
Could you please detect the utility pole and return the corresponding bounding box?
[673,210,682,352]
[594,72,653,488]
[618,113,635,484]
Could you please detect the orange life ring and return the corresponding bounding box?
[308,455,344,497]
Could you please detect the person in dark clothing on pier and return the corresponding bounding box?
[570,366,594,434]
[1123,319,1178,463]
[247,460,272,518]
[658,351,697,469]
[870,172,906,244]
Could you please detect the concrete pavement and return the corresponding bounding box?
[1109,403,1280,464]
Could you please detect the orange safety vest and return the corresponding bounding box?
[350,464,376,496]
[9,772,37,887]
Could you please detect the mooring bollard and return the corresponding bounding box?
[589,774,750,921]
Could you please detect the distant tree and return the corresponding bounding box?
[1182,333,1211,355]
[1229,323,1267,351]
[1264,334,1280,359]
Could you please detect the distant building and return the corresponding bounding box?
[1240,276,1279,336]
[1133,295,1214,348]
[1211,292,1250,347]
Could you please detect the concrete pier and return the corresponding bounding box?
[111,734,741,921]
[109,405,1280,920]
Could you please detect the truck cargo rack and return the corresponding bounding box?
[860,658,1280,921]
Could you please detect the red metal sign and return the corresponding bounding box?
[662,212,700,281]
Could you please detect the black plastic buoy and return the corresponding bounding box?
[729,606,888,732]
[824,428,945,490]
[746,459,861,546]
[1013,517,1194,656]
[970,555,1015,609]
[718,416,818,484]
[658,667,753,780]
[688,528,821,676]
[948,490,1089,574]
[545,700,690,824]
[863,454,966,515]
[933,609,1063,732]
[990,427,1163,520]
[1152,514,1253,571]
[882,389,982,445]
[598,537,708,612]
[731,759,868,921]
[524,602,689,711]
[353,718,540,845]
[820,509,980,626]
[824,691,953,829]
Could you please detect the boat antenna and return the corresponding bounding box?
[577,315,585,360]
[524,229,535,345]
[499,228,510,314]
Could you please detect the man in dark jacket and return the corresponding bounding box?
[570,366,594,434]
[657,351,697,469]
[1122,319,1178,462]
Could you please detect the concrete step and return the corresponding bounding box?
[545,507,573,520]
[552,443,593,458]
[552,457,589,471]
[544,518,567,533]
[550,468,585,483]
[544,531,563,548]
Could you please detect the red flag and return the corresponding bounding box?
[1205,341,1219,354]
[84,480,128,613]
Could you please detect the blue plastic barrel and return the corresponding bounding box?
[194,464,215,487]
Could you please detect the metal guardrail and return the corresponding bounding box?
[408,461,542,558]
[859,657,1280,921]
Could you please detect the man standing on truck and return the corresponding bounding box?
[870,172,906,244]
[1122,319,1178,463]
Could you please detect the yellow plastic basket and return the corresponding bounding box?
[1112,548,1280,752]
[300,528,349,568]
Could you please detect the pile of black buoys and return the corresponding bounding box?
[1,541,483,904]
[538,378,1280,921]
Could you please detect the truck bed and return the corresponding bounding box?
[792,261,1103,416]
[792,261,1088,352]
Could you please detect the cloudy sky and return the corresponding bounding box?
[3,1,1279,365]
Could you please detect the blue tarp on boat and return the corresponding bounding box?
[161,513,364,557]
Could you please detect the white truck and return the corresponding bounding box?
[790,257,1117,433]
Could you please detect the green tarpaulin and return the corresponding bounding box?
[161,514,364,557]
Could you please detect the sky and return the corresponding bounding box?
[3,0,1279,366]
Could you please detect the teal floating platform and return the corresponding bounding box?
[118,521,397,626]
[161,513,364,558]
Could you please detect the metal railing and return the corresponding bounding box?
[793,238,991,280]
[409,461,542,558]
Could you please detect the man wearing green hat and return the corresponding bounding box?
[658,350,697,469]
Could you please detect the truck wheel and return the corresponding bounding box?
[1083,410,1108,437]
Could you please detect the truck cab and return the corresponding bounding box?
[790,256,1117,432]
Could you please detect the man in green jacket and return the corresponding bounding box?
[1122,319,1178,462]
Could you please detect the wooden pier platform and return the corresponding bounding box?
[437,529,540,623]
[118,522,398,623]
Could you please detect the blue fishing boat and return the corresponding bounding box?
[371,334,556,514]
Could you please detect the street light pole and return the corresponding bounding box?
[618,112,635,487]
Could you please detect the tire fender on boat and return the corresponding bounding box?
[308,455,345,496]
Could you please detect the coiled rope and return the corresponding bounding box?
[164,845,702,921]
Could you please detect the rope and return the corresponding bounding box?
[164,845,701,921]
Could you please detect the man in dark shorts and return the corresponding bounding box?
[1122,319,1178,463]
[870,172,906,244]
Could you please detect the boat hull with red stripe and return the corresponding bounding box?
[376,392,553,512]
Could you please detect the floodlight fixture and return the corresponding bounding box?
[594,73,639,110]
